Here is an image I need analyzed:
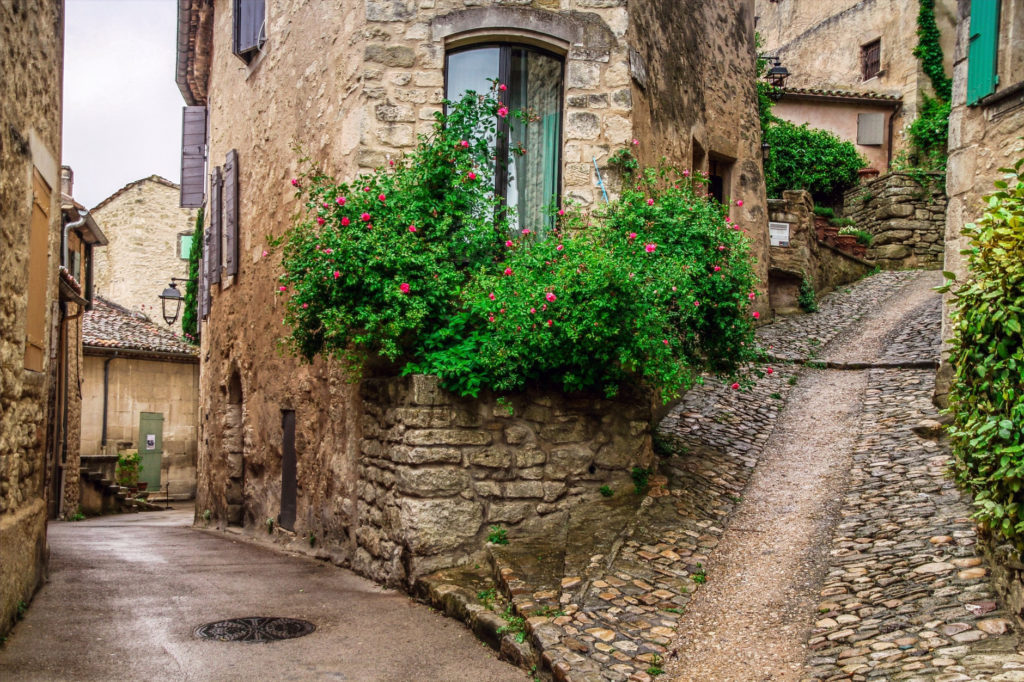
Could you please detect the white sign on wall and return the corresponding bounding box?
[769,221,791,247]
[146,434,156,450]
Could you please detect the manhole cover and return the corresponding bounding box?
[194,617,315,642]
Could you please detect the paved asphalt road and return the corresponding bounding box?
[0,507,525,681]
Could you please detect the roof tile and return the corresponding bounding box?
[83,298,197,356]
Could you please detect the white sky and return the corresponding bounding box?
[63,0,184,208]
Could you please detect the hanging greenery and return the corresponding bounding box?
[912,0,952,103]
[182,207,203,345]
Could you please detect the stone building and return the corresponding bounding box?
[91,176,197,337]
[81,298,199,500]
[1,0,63,637]
[175,0,769,586]
[756,0,958,167]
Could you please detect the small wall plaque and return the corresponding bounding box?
[769,221,790,247]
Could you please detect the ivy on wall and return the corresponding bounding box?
[901,0,951,184]
[912,0,952,102]
[182,207,203,345]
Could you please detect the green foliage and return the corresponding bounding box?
[69,508,86,522]
[476,588,498,610]
[279,91,763,403]
[942,157,1024,550]
[812,206,835,219]
[182,207,203,345]
[839,227,873,245]
[487,525,509,545]
[798,273,818,313]
[498,606,526,643]
[755,32,780,130]
[266,517,275,533]
[692,563,707,584]
[16,601,27,620]
[763,121,866,202]
[912,0,952,102]
[829,217,856,228]
[631,466,652,494]
[599,485,614,498]
[115,450,141,488]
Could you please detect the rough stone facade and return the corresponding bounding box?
[354,375,651,585]
[756,0,958,161]
[843,172,946,269]
[91,177,196,336]
[767,190,873,314]
[179,0,769,585]
[940,0,1024,615]
[0,0,64,637]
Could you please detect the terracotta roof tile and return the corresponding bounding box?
[83,298,197,356]
[782,86,901,102]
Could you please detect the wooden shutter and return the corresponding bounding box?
[180,106,207,208]
[967,1,1000,105]
[861,40,881,80]
[234,0,265,56]
[25,171,51,371]
[209,167,222,285]
[224,150,239,277]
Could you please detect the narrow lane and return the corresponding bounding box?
[0,508,525,681]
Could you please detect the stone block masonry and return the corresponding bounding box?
[844,172,947,270]
[353,374,653,586]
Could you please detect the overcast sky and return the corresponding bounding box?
[63,0,184,208]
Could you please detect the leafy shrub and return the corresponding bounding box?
[829,217,856,228]
[839,227,873,245]
[115,450,141,488]
[798,273,818,313]
[764,121,867,203]
[278,90,763,402]
[631,466,652,494]
[599,485,614,498]
[812,206,835,219]
[942,158,1024,550]
[487,525,509,545]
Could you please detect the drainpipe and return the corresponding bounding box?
[101,352,119,449]
[57,209,88,518]
[63,209,88,271]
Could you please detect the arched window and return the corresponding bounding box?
[445,44,564,237]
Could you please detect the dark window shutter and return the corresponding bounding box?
[234,0,265,56]
[967,1,1000,105]
[209,167,223,285]
[180,106,207,208]
[224,150,239,277]
[201,224,210,319]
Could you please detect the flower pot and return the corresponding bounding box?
[851,242,867,258]
[814,215,829,241]
[822,225,840,245]
[836,234,857,252]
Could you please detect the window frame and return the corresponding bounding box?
[232,0,266,63]
[861,38,881,81]
[443,42,566,232]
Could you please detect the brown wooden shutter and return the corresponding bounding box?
[234,0,265,56]
[224,150,239,277]
[209,167,223,285]
[180,106,207,208]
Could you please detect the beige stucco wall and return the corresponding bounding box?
[81,354,199,498]
[91,179,196,336]
[756,0,958,159]
[773,98,894,170]
[939,0,1024,399]
[0,0,64,637]
[190,0,769,580]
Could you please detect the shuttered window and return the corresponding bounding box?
[233,0,265,61]
[967,1,1001,105]
[861,39,881,80]
[180,106,207,208]
[224,150,239,277]
[25,170,51,371]
[209,167,222,286]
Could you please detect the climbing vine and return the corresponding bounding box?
[182,207,203,345]
[912,0,952,102]
[902,0,951,188]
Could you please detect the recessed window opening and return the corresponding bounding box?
[445,43,564,238]
[861,39,881,80]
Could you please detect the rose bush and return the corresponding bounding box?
[276,89,763,400]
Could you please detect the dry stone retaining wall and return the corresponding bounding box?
[843,172,946,269]
[353,374,652,585]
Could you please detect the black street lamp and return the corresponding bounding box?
[158,277,194,325]
[761,142,771,163]
[760,55,791,98]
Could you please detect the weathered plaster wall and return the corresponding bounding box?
[0,0,64,637]
[773,98,894,170]
[193,0,769,586]
[81,355,200,498]
[755,0,958,157]
[767,190,872,313]
[843,172,946,269]
[354,374,651,585]
[91,179,195,336]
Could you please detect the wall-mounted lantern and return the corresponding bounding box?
[158,278,193,325]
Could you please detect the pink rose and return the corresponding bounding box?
[336,196,346,205]
[735,199,743,207]
[556,244,564,251]
[683,169,690,177]
[378,194,386,202]
[645,243,657,253]
[748,292,756,300]
[731,383,739,390]
[718,245,726,251]
[323,248,333,254]
[694,300,700,306]
[557,209,565,216]
[522,228,531,235]
[317,217,325,226]
[461,140,469,148]
[498,83,507,91]
[334,270,341,279]
[628,232,637,241]
[361,213,371,222]
[468,171,477,181]
[529,307,536,314]
[504,267,513,276]
[766,367,774,375]
[541,304,547,311]
[363,187,370,192]
[278,286,287,292]
[291,178,299,187]
[261,250,268,258]
[497,106,508,118]
[713,266,721,272]
[632,138,639,145]
[662,339,669,345]
[752,311,760,319]
[488,314,495,322]
[399,282,410,294]
[546,292,556,303]
[505,240,513,247]
[341,217,350,226]
[547,319,553,327]
[489,292,496,301]
[302,303,308,309]
[647,198,654,206]
[408,225,417,233]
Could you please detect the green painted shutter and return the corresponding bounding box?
[966,0,1000,105]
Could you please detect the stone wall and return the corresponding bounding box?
[979,533,1024,631]
[755,0,958,156]
[843,172,946,269]
[81,355,200,499]
[91,178,195,336]
[0,0,64,637]
[767,190,873,314]
[354,375,651,585]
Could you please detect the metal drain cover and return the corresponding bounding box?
[194,616,315,642]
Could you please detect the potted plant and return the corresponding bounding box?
[838,227,873,258]
[115,450,142,491]
[812,206,835,242]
